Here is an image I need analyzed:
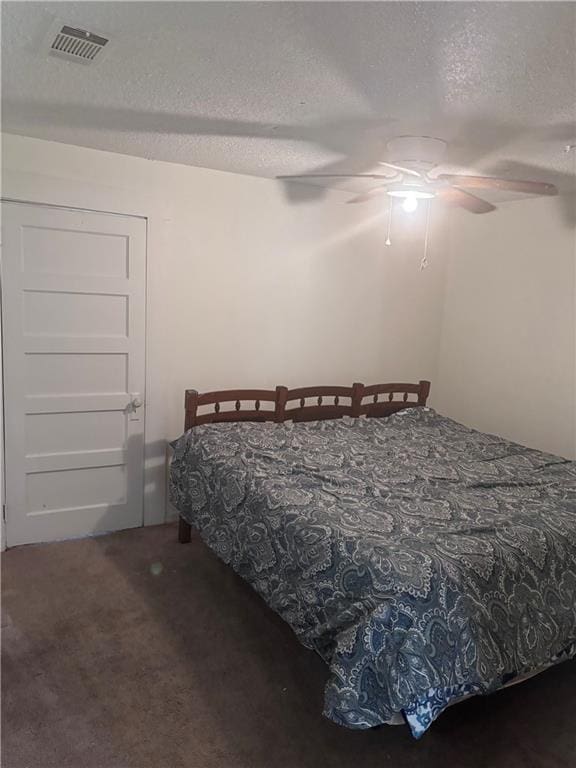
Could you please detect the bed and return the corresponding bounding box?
[169,381,576,737]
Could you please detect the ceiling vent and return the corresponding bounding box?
[48,24,110,65]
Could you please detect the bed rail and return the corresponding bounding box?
[184,380,430,430]
[360,380,430,418]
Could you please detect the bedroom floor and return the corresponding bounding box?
[2,524,575,768]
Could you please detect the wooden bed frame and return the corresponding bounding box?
[177,380,430,542]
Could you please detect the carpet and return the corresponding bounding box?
[2,523,575,768]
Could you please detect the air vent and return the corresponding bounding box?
[48,25,110,64]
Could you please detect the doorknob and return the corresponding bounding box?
[129,394,143,421]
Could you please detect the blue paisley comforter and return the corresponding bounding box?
[169,408,576,737]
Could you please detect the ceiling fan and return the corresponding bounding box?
[278,136,558,213]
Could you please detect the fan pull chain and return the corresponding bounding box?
[385,199,393,246]
[420,199,432,270]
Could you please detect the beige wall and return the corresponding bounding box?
[2,133,573,536]
[1,134,447,524]
[435,196,576,459]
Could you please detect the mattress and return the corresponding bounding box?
[169,407,576,737]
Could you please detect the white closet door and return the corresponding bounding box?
[2,202,146,546]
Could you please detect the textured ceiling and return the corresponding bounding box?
[2,1,576,200]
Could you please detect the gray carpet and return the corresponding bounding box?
[2,523,575,768]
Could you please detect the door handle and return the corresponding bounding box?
[129,393,143,421]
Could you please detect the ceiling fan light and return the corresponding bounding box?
[402,195,419,213]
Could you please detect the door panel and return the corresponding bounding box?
[2,202,146,546]
[26,465,128,514]
[23,291,129,337]
[26,411,126,454]
[22,226,129,278]
[26,353,128,395]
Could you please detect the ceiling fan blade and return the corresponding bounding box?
[277,173,394,180]
[437,187,497,214]
[378,161,423,178]
[437,174,558,196]
[347,187,389,204]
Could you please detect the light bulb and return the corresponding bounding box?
[402,194,418,213]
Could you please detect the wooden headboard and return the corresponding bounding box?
[184,381,430,430]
